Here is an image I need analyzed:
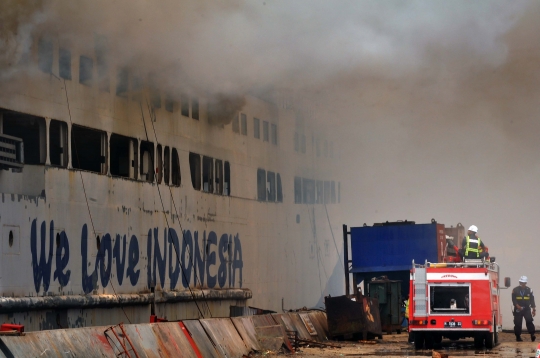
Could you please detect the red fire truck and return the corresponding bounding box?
[408,259,510,349]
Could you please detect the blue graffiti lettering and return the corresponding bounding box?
[126,235,140,286]
[80,224,98,294]
[206,231,217,288]
[232,234,243,288]
[181,230,194,288]
[168,229,181,289]
[98,234,112,288]
[113,234,126,285]
[30,219,54,293]
[53,231,71,287]
[193,231,205,287]
[217,234,229,288]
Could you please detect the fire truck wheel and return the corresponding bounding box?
[485,319,496,349]
[473,334,484,349]
[414,332,424,350]
[424,333,434,349]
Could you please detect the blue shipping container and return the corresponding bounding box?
[350,223,438,273]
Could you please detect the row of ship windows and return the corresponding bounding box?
[294,132,334,158]
[294,177,340,204]
[232,114,278,145]
[0,109,230,195]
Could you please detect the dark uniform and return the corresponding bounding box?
[512,285,536,340]
[460,234,485,259]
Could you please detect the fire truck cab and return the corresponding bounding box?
[409,259,510,349]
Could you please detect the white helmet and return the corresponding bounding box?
[468,225,478,232]
[519,276,528,283]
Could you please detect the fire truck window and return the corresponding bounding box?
[429,285,470,314]
[189,152,201,190]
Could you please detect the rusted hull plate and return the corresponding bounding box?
[200,318,249,358]
[325,295,382,338]
[0,327,115,357]
[307,311,328,341]
[231,316,261,351]
[287,312,315,340]
[151,322,200,357]
[182,319,222,358]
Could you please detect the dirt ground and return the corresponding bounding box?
[252,332,540,357]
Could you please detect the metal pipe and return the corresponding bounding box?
[343,224,350,297]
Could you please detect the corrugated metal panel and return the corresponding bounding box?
[307,311,328,341]
[0,327,116,357]
[200,318,249,358]
[120,323,163,357]
[285,313,312,340]
[231,316,260,351]
[251,314,278,327]
[254,325,284,351]
[151,322,200,357]
[182,320,222,358]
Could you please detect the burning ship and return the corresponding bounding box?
[0,22,344,330]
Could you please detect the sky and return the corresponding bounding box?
[2,0,540,328]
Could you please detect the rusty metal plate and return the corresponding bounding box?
[231,316,260,351]
[182,320,223,358]
[151,322,200,357]
[307,311,328,341]
[250,314,279,327]
[119,323,163,358]
[200,318,249,358]
[254,325,285,351]
[308,311,329,335]
[285,313,312,340]
[298,313,318,336]
[0,327,116,357]
[325,295,382,338]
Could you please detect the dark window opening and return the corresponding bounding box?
[254,118,260,139]
[331,181,336,203]
[59,48,71,80]
[163,146,170,185]
[110,134,136,179]
[215,159,223,195]
[116,68,129,98]
[224,161,230,196]
[139,141,154,182]
[38,38,53,74]
[95,35,109,92]
[316,180,323,204]
[49,120,68,167]
[240,113,247,135]
[202,156,213,193]
[294,176,302,204]
[232,114,239,133]
[301,134,306,153]
[131,76,143,102]
[71,125,106,173]
[429,285,470,314]
[271,124,277,145]
[79,56,93,86]
[267,171,276,202]
[171,148,181,186]
[165,96,174,113]
[156,145,163,184]
[263,121,269,142]
[189,152,201,190]
[2,110,46,165]
[181,95,189,117]
[192,98,199,120]
[303,178,315,204]
[324,181,331,204]
[257,169,266,201]
[276,173,283,202]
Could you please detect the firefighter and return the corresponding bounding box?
[459,225,487,260]
[512,276,536,342]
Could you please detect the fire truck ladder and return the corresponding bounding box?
[104,323,141,358]
[412,260,427,317]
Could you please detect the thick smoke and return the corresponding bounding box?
[2,0,540,328]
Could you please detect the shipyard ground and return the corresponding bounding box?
[255,332,539,357]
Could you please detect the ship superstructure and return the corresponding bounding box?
[0,33,343,330]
